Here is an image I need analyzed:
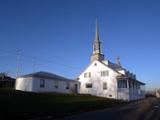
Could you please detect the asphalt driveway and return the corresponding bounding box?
[60,97,160,120]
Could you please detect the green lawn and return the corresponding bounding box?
[0,89,125,119]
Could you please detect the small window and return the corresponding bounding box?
[94,63,97,66]
[103,82,107,90]
[109,95,112,97]
[79,82,81,88]
[40,79,45,88]
[118,80,127,88]
[85,83,92,88]
[66,83,70,89]
[101,70,109,76]
[84,73,87,78]
[54,80,59,88]
[94,44,98,51]
[84,72,91,78]
[88,72,91,77]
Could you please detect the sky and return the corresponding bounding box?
[0,0,160,90]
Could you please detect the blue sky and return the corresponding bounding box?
[0,0,160,90]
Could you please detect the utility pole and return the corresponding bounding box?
[16,49,21,78]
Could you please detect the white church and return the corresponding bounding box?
[77,20,145,101]
[15,20,145,101]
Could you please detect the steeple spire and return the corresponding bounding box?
[93,19,102,54]
[95,18,100,42]
[90,19,105,63]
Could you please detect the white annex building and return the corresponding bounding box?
[16,71,79,93]
[77,20,145,101]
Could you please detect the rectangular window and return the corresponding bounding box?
[84,73,87,78]
[101,70,109,76]
[84,72,91,78]
[118,80,127,88]
[103,82,107,90]
[54,80,59,88]
[88,72,91,77]
[85,83,92,88]
[66,83,70,89]
[40,79,45,88]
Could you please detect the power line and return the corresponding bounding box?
[0,48,83,76]
[0,48,81,70]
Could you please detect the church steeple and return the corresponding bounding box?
[93,19,101,54]
[95,19,100,42]
[91,19,105,63]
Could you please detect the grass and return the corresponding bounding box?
[0,88,125,120]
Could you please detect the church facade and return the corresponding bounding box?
[78,20,145,101]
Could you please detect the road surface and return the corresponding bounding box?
[59,97,160,120]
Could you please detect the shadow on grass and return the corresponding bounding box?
[0,88,126,120]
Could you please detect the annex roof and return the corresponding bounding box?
[18,71,76,82]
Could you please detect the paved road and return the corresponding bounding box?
[60,97,160,120]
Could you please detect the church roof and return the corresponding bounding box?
[100,61,122,74]
[98,60,145,85]
[108,61,124,71]
[18,71,76,82]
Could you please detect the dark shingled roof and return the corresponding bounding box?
[108,61,124,71]
[18,71,76,82]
